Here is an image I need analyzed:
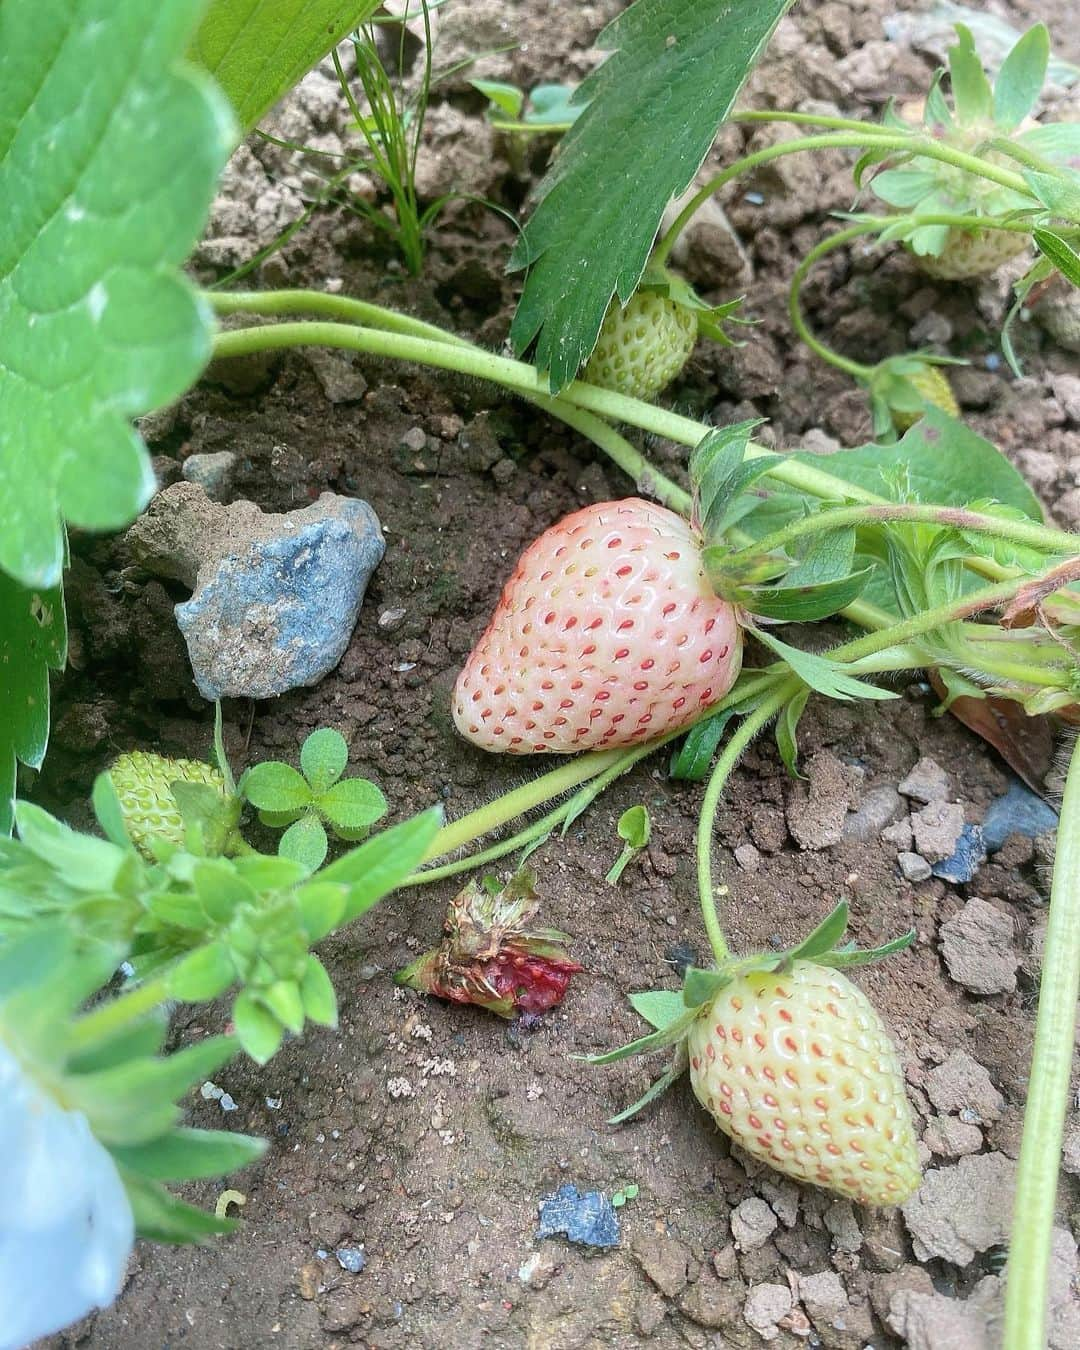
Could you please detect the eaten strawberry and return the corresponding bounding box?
[452,498,743,754]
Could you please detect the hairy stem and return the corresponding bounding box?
[732,501,1080,564]
[1004,733,1080,1350]
[696,684,797,963]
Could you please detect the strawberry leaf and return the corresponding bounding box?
[993,23,1050,131]
[1034,228,1080,288]
[948,24,994,126]
[669,706,739,781]
[0,0,235,589]
[191,1,381,132]
[750,626,898,703]
[0,576,65,835]
[508,0,793,391]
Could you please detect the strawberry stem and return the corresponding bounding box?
[696,680,799,964]
[1004,734,1080,1349]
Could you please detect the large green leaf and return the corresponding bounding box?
[0,576,65,835]
[509,0,793,391]
[0,0,235,589]
[191,1,381,132]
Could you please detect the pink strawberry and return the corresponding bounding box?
[688,961,921,1206]
[452,499,743,753]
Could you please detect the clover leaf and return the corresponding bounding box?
[240,728,388,871]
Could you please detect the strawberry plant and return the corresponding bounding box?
[7,0,1080,1345]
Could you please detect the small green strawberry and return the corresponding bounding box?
[866,23,1066,279]
[587,902,921,1208]
[106,750,234,857]
[687,962,921,1206]
[584,288,698,400]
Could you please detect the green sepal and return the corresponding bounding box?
[682,965,733,1008]
[120,1169,237,1243]
[690,421,774,542]
[993,23,1050,130]
[628,989,686,1031]
[111,1128,266,1183]
[948,24,994,126]
[818,929,917,968]
[775,686,811,778]
[577,1004,701,1065]
[789,900,850,960]
[750,625,897,702]
[607,1046,689,1125]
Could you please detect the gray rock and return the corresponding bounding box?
[926,1050,1005,1124]
[304,348,368,403]
[335,1246,366,1274]
[882,817,914,851]
[843,784,905,842]
[734,842,761,872]
[940,898,1018,996]
[823,1200,863,1254]
[785,750,860,850]
[932,824,987,884]
[1063,1127,1080,1176]
[731,1196,778,1250]
[922,1115,983,1159]
[743,1283,792,1340]
[888,1288,989,1350]
[899,757,949,804]
[911,801,965,864]
[536,1184,619,1249]
[982,779,1059,853]
[127,483,385,700]
[898,851,932,882]
[902,1153,1015,1264]
[181,451,237,502]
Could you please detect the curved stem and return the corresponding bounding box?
[789,223,882,379]
[1004,733,1080,1350]
[696,683,796,963]
[735,502,1080,565]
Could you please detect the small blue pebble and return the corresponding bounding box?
[982,779,1058,853]
[335,1246,366,1274]
[932,823,987,884]
[984,352,1001,372]
[744,191,765,206]
[537,1184,620,1249]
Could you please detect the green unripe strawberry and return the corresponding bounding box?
[107,750,228,856]
[892,365,960,430]
[688,961,921,1206]
[584,289,698,401]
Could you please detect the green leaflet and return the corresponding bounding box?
[509,0,793,391]
[0,575,65,835]
[191,0,381,132]
[0,0,235,589]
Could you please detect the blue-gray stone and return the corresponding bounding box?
[175,495,384,699]
[982,779,1058,853]
[335,1246,366,1274]
[537,1184,620,1249]
[931,824,987,884]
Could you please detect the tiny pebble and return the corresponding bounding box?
[266,1096,282,1110]
[219,1093,238,1112]
[378,606,408,632]
[898,851,932,882]
[336,1246,367,1274]
[393,661,417,673]
[201,1081,224,1101]
[744,191,765,205]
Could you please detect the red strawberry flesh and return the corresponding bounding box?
[453,498,742,753]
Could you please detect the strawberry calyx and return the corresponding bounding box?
[583,899,914,1121]
[396,869,583,1018]
[637,262,752,348]
[867,352,964,438]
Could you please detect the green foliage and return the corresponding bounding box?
[509,0,793,390]
[0,925,263,1242]
[473,80,582,132]
[241,728,388,872]
[0,577,65,836]
[605,805,650,885]
[191,0,381,131]
[0,0,235,589]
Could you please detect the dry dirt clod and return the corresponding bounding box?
[922,1114,984,1159]
[898,851,932,882]
[731,1196,780,1251]
[925,1050,1005,1124]
[939,897,1019,995]
[902,1152,1016,1264]
[632,1232,692,1298]
[785,750,861,850]
[743,1282,793,1341]
[899,757,950,804]
[911,800,965,864]
[842,783,905,842]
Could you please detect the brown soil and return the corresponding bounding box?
[41,1,1080,1347]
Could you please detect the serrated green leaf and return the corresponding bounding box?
[628,989,687,1031]
[0,576,65,836]
[112,1127,266,1182]
[300,727,348,792]
[508,0,793,390]
[1034,227,1080,287]
[789,900,849,960]
[168,941,236,1002]
[242,761,312,813]
[191,0,381,132]
[120,1168,237,1243]
[993,23,1049,130]
[233,990,284,1064]
[279,812,328,871]
[949,24,994,125]
[752,626,896,702]
[299,954,338,1027]
[670,707,738,781]
[690,420,772,540]
[317,777,388,833]
[321,806,443,920]
[0,0,235,588]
